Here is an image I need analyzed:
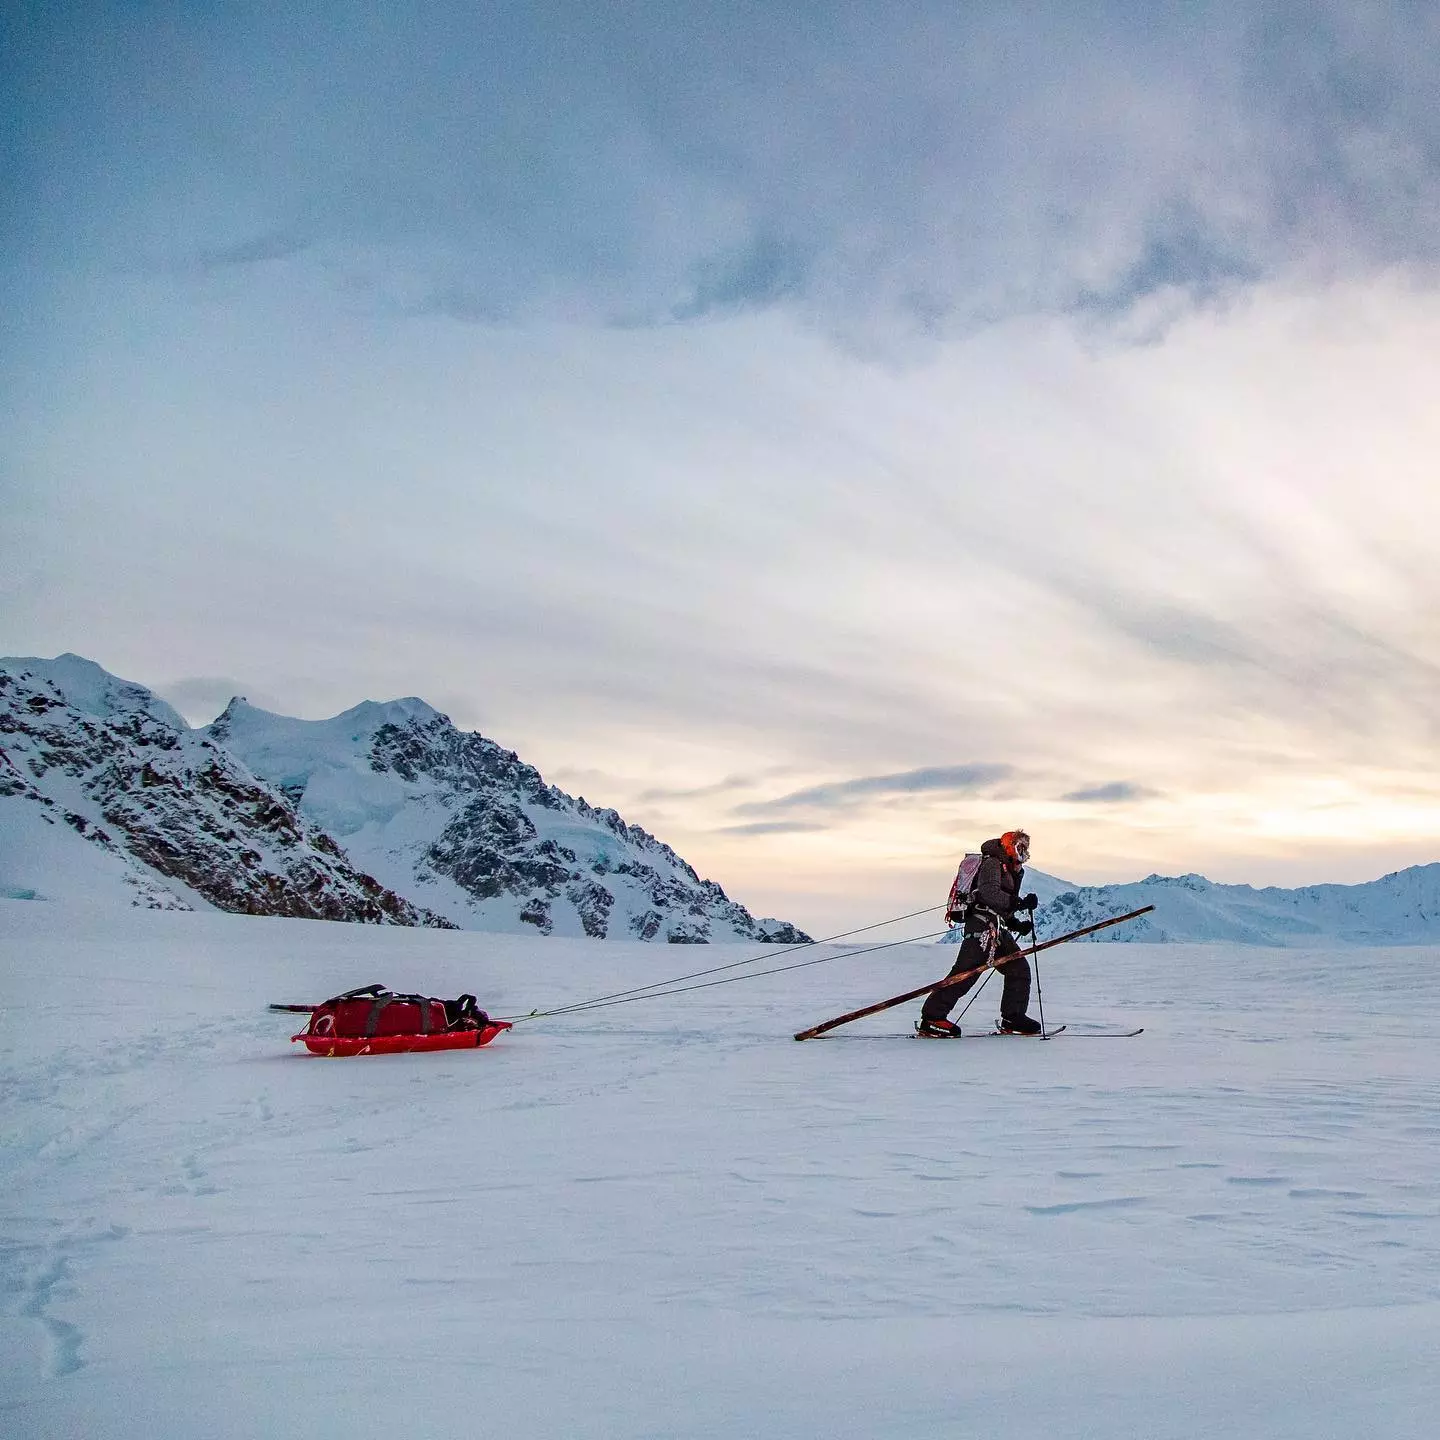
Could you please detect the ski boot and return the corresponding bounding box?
[916,1018,962,1038]
[998,1014,1042,1036]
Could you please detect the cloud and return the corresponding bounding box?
[1055,575,1440,754]
[670,235,812,322]
[157,677,280,725]
[638,774,773,804]
[15,3,1440,343]
[1072,205,1265,338]
[411,282,513,326]
[736,764,1015,817]
[719,821,829,837]
[1061,782,1161,804]
[193,230,313,271]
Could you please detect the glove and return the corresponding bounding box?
[1016,893,1038,912]
[1010,917,1034,937]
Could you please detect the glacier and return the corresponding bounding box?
[2,899,1437,1438]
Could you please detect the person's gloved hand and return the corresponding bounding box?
[1011,917,1034,936]
[1016,893,1038,912]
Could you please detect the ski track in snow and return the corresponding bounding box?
[2,903,1439,1438]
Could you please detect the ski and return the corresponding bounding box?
[833,1023,1143,1041]
[911,1024,1065,1040]
[984,1025,1144,1038]
[794,905,1156,1040]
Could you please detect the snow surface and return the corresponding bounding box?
[0,798,202,911]
[3,901,1438,1438]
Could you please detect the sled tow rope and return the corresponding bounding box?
[500,905,947,1023]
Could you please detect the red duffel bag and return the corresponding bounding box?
[291,984,512,1056]
[309,985,448,1039]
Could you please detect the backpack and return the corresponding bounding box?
[945,854,984,924]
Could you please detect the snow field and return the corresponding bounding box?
[2,901,1439,1438]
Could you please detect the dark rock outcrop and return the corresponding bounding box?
[0,668,454,926]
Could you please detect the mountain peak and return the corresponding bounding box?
[208,695,445,747]
[0,653,186,732]
[333,697,444,730]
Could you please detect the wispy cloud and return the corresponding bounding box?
[736,764,1015,818]
[193,230,313,271]
[719,820,829,837]
[156,676,280,725]
[1061,781,1160,805]
[638,774,771,804]
[1052,573,1440,754]
[670,235,812,322]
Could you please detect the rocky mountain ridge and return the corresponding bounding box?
[206,693,808,943]
[0,654,809,943]
[0,661,451,925]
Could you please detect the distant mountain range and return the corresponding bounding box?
[7,654,1438,946]
[936,853,1440,948]
[0,654,808,943]
[1032,866,1440,946]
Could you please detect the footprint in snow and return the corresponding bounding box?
[16,1224,130,1378]
[163,1155,218,1197]
[1024,1196,1147,1216]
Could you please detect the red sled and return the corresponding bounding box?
[293,1022,512,1057]
[290,985,511,1058]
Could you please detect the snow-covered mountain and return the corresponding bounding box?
[1036,866,1440,946]
[12,652,1440,947]
[0,657,452,925]
[0,654,809,943]
[206,694,808,943]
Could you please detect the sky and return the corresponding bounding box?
[3,1,1440,932]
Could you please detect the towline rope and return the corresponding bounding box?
[499,905,949,1023]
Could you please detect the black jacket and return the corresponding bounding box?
[968,837,1025,926]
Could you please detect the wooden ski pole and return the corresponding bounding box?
[792,905,1155,1041]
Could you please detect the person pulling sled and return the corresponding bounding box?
[917,830,1041,1037]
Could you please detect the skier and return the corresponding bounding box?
[917,830,1041,1037]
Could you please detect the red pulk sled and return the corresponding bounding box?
[288,984,512,1057]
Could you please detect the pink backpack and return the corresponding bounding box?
[945,853,984,923]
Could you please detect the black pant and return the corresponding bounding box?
[920,928,1031,1023]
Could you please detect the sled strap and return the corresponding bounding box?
[361,994,438,1036]
[326,983,389,1005]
